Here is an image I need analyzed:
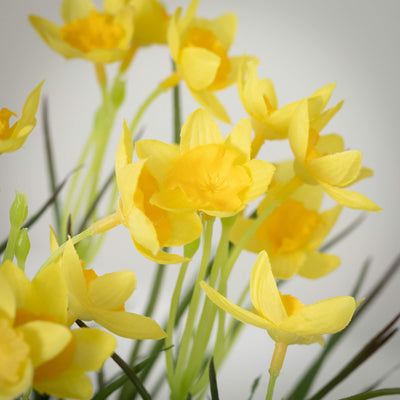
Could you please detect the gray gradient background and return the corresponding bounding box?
[1,1,399,399]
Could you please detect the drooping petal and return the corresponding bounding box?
[298,252,340,279]
[18,321,71,367]
[250,251,287,324]
[200,281,274,330]
[289,99,309,162]
[61,0,96,23]
[71,328,116,371]
[308,150,362,187]
[180,47,221,91]
[133,240,190,264]
[89,308,166,339]
[320,182,382,212]
[180,108,223,153]
[278,296,356,336]
[87,271,136,309]
[189,89,231,123]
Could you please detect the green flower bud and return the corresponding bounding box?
[15,228,30,271]
[111,78,126,108]
[9,192,28,228]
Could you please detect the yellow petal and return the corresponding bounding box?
[320,182,382,212]
[0,357,33,400]
[180,47,221,91]
[32,264,68,324]
[133,240,190,264]
[115,121,133,171]
[0,274,16,322]
[291,183,324,211]
[103,0,126,14]
[242,159,275,203]
[315,133,344,154]
[89,308,166,339]
[72,328,116,370]
[289,99,309,162]
[135,140,180,183]
[298,252,341,279]
[167,8,181,61]
[179,0,199,33]
[260,78,278,109]
[180,108,223,153]
[200,281,274,330]
[349,166,374,186]
[269,252,306,280]
[229,217,266,253]
[165,211,202,247]
[308,150,362,187]
[224,118,252,163]
[279,296,356,336]
[265,101,300,133]
[308,82,336,115]
[19,321,71,367]
[49,226,60,254]
[151,187,201,212]
[190,89,231,123]
[61,0,96,23]
[34,369,93,400]
[87,271,136,309]
[250,251,287,324]
[311,100,343,133]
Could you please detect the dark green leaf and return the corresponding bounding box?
[209,357,220,400]
[248,376,262,400]
[307,313,400,400]
[363,363,400,392]
[337,388,400,400]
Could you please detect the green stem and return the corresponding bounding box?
[266,373,279,400]
[266,342,287,400]
[172,77,181,143]
[2,225,19,263]
[173,217,214,398]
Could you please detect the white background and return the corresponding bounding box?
[0,1,399,399]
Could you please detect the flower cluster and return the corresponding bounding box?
[0,0,389,400]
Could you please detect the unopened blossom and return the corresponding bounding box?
[116,121,203,264]
[0,260,116,400]
[30,0,135,63]
[201,251,358,346]
[167,0,255,122]
[289,99,380,211]
[230,162,341,280]
[138,108,275,218]
[60,239,167,340]
[0,82,43,154]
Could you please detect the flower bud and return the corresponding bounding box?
[15,228,30,270]
[9,192,28,228]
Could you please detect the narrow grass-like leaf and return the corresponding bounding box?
[42,97,61,236]
[209,357,220,400]
[287,255,400,400]
[248,376,262,400]
[338,388,400,400]
[363,362,400,392]
[307,313,400,400]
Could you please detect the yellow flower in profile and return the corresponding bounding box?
[29,0,135,64]
[230,163,342,280]
[289,99,381,211]
[238,60,339,156]
[201,251,358,346]
[0,260,116,400]
[60,239,167,340]
[116,121,203,264]
[139,109,275,218]
[0,82,43,154]
[167,0,254,123]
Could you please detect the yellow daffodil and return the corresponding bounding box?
[60,239,167,340]
[0,82,43,154]
[201,251,358,346]
[138,109,275,218]
[238,60,338,156]
[116,121,203,264]
[0,261,116,400]
[230,162,342,280]
[167,0,254,123]
[30,0,135,64]
[289,99,381,211]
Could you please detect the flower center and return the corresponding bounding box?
[134,167,172,244]
[256,200,322,254]
[306,128,322,161]
[61,11,124,52]
[0,319,30,385]
[167,144,250,212]
[184,27,231,90]
[279,293,305,316]
[0,108,17,140]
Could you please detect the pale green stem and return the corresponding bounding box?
[173,217,214,398]
[2,225,19,263]
[266,373,279,400]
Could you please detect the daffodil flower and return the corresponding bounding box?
[167,0,255,122]
[289,99,381,211]
[116,121,203,264]
[0,82,43,154]
[0,260,116,400]
[30,0,135,64]
[230,161,342,280]
[238,60,338,156]
[201,251,358,346]
[138,108,275,218]
[60,239,167,340]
